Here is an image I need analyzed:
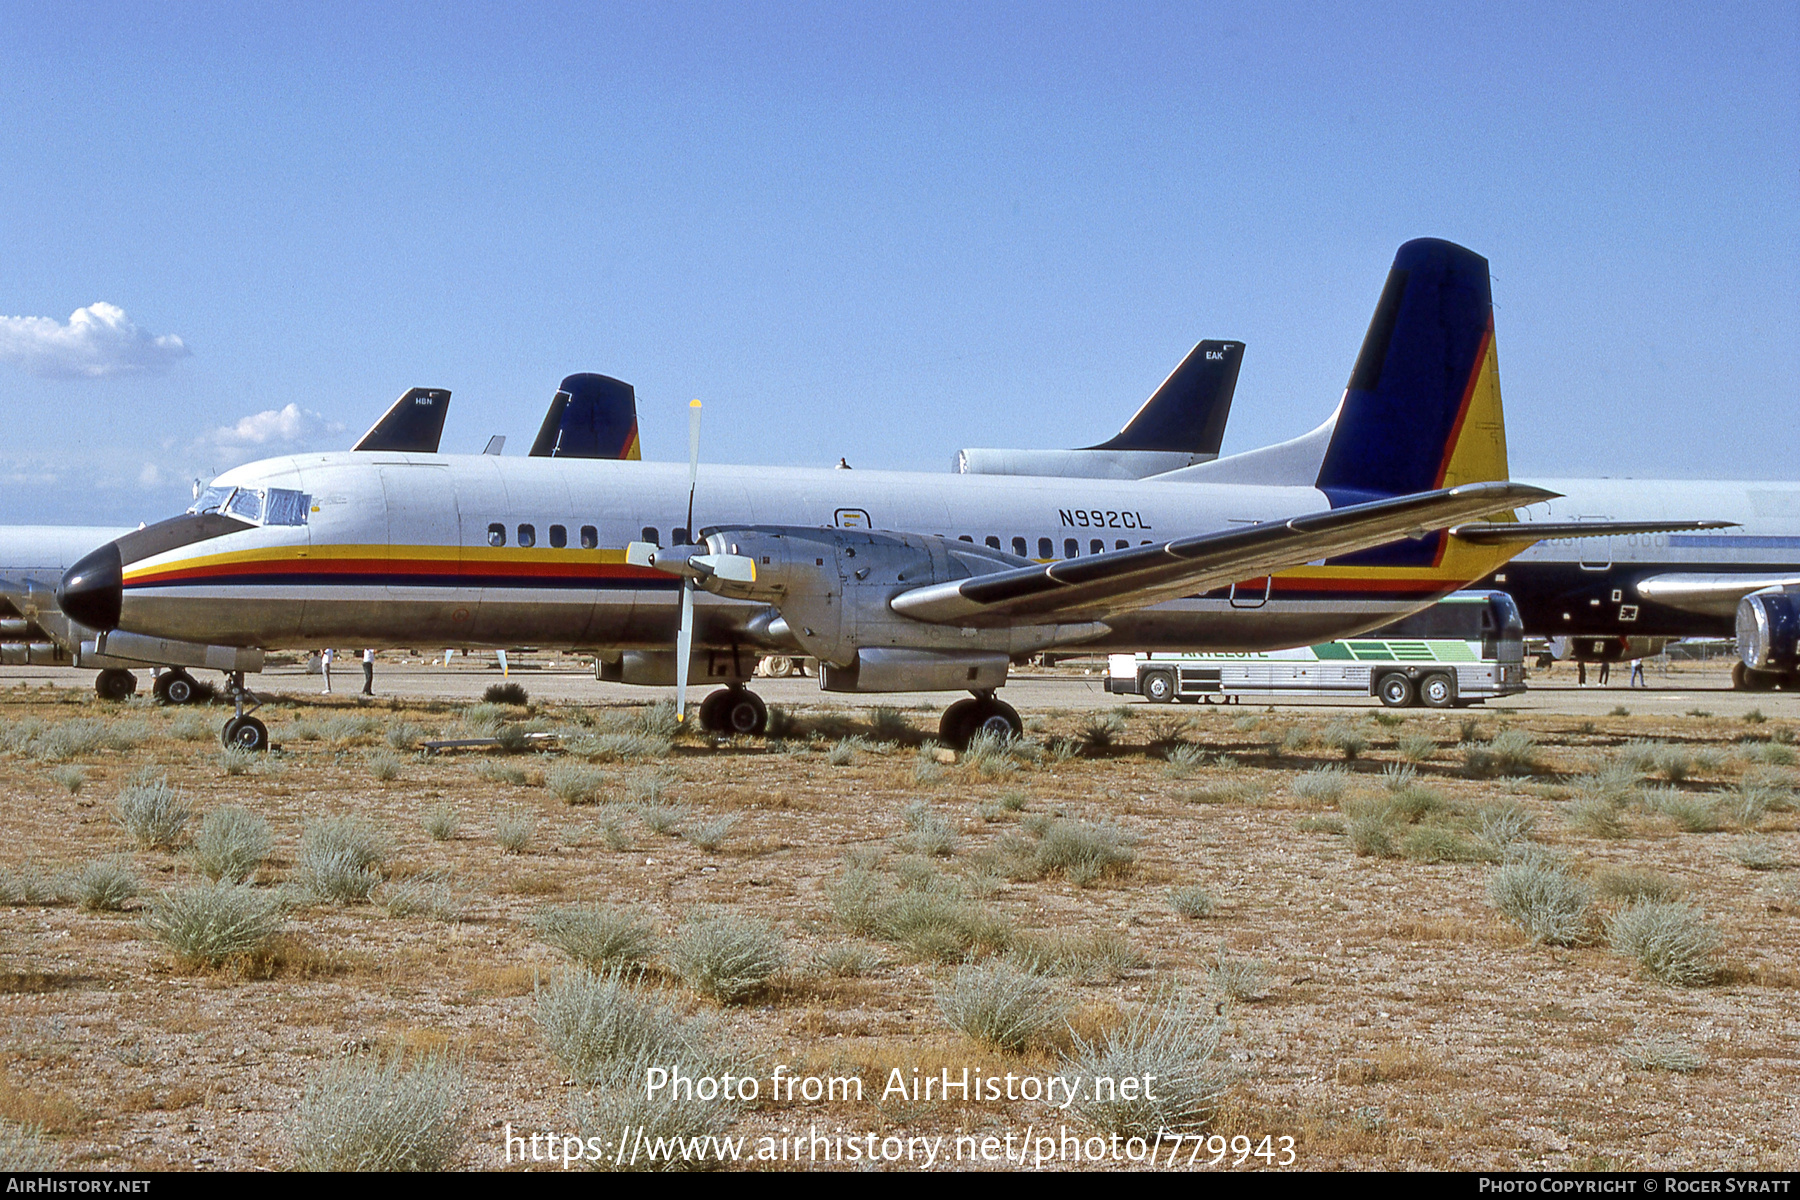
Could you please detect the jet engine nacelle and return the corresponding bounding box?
[1737,590,1800,672]
[690,526,1109,667]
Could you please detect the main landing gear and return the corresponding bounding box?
[698,686,769,736]
[219,672,269,751]
[94,668,137,702]
[938,690,1023,749]
[153,669,201,705]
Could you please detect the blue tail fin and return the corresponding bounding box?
[352,387,451,453]
[528,374,642,460]
[1086,339,1244,454]
[1314,239,1507,506]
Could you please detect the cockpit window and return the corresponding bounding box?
[189,485,309,527]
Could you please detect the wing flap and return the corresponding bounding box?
[892,481,1559,625]
[1449,519,1737,545]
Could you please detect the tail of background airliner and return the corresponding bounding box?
[529,373,642,460]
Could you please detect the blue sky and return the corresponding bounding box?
[2,2,1795,525]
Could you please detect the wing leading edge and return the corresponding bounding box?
[888,481,1560,626]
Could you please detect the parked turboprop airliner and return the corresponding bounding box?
[61,239,1673,749]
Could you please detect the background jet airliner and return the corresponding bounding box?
[63,239,1577,750]
[1141,366,1794,688]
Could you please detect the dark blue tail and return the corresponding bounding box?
[352,387,451,453]
[1086,339,1243,454]
[529,374,641,460]
[1314,239,1503,507]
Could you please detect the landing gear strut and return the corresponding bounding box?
[94,668,137,702]
[938,690,1022,749]
[699,686,768,735]
[219,672,269,751]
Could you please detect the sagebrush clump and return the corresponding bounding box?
[292,1054,467,1171]
[937,961,1068,1052]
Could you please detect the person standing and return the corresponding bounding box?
[320,648,334,694]
[1597,659,1611,686]
[362,649,376,696]
[1630,658,1646,688]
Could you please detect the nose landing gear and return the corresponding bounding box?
[218,672,269,751]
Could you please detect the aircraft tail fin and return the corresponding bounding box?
[1315,239,1509,505]
[351,387,451,453]
[1085,339,1243,454]
[528,374,642,460]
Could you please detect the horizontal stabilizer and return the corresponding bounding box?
[1449,519,1739,545]
[890,481,1558,626]
[352,388,451,453]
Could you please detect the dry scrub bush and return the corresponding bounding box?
[1474,800,1536,851]
[1398,733,1438,763]
[113,774,192,849]
[1642,787,1721,833]
[376,875,466,923]
[71,859,139,911]
[1593,867,1682,902]
[296,816,389,903]
[1322,722,1366,761]
[1291,767,1349,805]
[1207,944,1267,1001]
[897,801,960,858]
[49,765,86,794]
[292,1054,467,1171]
[1017,818,1136,886]
[1078,712,1126,750]
[869,706,912,740]
[938,961,1069,1052]
[683,814,740,852]
[495,810,536,854]
[1622,1036,1706,1073]
[1568,797,1629,839]
[812,944,881,977]
[1488,852,1591,945]
[1607,900,1721,986]
[367,749,405,782]
[832,867,1012,963]
[536,968,721,1087]
[547,762,608,805]
[670,914,785,1003]
[0,863,62,906]
[535,905,659,970]
[1064,991,1224,1137]
[1729,837,1782,871]
[1169,885,1216,918]
[1162,744,1208,778]
[191,806,273,882]
[1008,930,1143,982]
[0,1120,60,1170]
[143,880,284,965]
[422,807,460,841]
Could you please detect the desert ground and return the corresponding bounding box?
[0,655,1794,1172]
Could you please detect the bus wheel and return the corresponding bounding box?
[1377,673,1414,708]
[1142,670,1176,703]
[1419,673,1456,708]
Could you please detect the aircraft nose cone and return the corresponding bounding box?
[59,543,123,631]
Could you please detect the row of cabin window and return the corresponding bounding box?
[484,524,696,549]
[483,524,1146,559]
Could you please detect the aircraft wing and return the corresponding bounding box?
[889,481,1559,626]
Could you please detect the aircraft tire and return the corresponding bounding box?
[1376,673,1414,709]
[1419,673,1456,709]
[221,715,269,752]
[760,656,796,679]
[1142,671,1176,704]
[156,671,199,705]
[1740,666,1778,692]
[963,698,1023,744]
[95,669,137,702]
[698,689,730,732]
[719,689,768,736]
[939,699,980,748]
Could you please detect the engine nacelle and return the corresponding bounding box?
[1,642,69,666]
[597,649,759,687]
[695,526,1109,666]
[819,649,1009,693]
[1737,591,1800,672]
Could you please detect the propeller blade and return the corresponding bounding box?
[674,579,695,724]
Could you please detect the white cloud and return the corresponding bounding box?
[137,462,164,487]
[0,302,192,379]
[208,403,345,450]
